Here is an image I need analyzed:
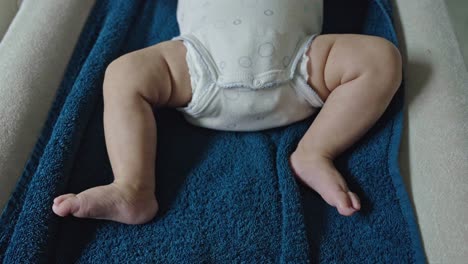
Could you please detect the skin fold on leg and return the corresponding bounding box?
[290,34,402,216]
[52,41,192,224]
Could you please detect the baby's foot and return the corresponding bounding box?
[52,182,158,224]
[290,151,360,216]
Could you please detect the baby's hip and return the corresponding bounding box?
[180,83,320,132]
[176,38,324,131]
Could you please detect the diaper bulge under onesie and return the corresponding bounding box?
[174,0,324,131]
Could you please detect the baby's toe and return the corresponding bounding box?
[53,194,76,205]
[348,192,361,210]
[335,191,358,216]
[52,195,80,217]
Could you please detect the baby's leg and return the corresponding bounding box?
[290,34,402,216]
[52,41,192,224]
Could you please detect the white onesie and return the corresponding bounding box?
[174,0,324,131]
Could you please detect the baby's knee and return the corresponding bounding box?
[103,54,147,98]
[363,37,402,89]
[102,49,172,107]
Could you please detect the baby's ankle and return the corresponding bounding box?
[292,144,334,162]
[112,180,154,195]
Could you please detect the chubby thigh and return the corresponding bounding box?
[116,34,400,131]
[304,34,402,102]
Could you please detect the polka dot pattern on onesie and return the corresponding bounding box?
[219,61,226,69]
[258,43,275,57]
[238,57,253,68]
[180,0,322,76]
[264,9,274,16]
[175,0,324,131]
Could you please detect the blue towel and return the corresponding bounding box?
[1,0,426,262]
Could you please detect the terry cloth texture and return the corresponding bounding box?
[0,0,426,263]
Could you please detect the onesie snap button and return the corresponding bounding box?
[253,79,263,87]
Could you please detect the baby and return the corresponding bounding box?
[52,0,402,224]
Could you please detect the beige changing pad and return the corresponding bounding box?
[393,0,468,262]
[0,0,95,210]
[0,0,19,41]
